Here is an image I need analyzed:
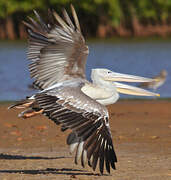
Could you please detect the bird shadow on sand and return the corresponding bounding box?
[0,168,103,176]
[0,153,106,176]
[0,153,65,160]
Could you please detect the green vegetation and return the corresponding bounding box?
[0,0,171,39]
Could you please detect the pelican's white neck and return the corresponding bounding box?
[90,69,120,105]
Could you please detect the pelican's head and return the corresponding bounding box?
[91,68,160,97]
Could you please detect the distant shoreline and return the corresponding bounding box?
[2,36,171,44]
[1,98,171,105]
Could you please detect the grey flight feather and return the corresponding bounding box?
[23,6,88,90]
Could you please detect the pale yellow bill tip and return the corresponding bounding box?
[156,93,160,97]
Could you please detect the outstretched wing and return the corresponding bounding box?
[23,5,89,90]
[35,85,117,174]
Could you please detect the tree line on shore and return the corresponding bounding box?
[1,0,171,39]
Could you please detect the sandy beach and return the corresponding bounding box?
[0,100,171,179]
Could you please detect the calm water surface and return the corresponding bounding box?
[0,40,170,101]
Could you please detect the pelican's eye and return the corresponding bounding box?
[108,71,112,74]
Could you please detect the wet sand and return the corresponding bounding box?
[0,100,171,179]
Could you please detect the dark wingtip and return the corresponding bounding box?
[88,159,92,167]
[8,105,14,110]
[8,102,21,110]
[67,132,78,145]
[61,125,68,132]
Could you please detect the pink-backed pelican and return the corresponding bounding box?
[9,5,160,174]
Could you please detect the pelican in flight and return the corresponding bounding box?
[9,5,160,174]
[139,69,167,91]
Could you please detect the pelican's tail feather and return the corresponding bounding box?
[8,98,43,119]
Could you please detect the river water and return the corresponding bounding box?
[0,40,170,101]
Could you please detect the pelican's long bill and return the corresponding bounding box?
[104,72,158,83]
[115,82,160,97]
